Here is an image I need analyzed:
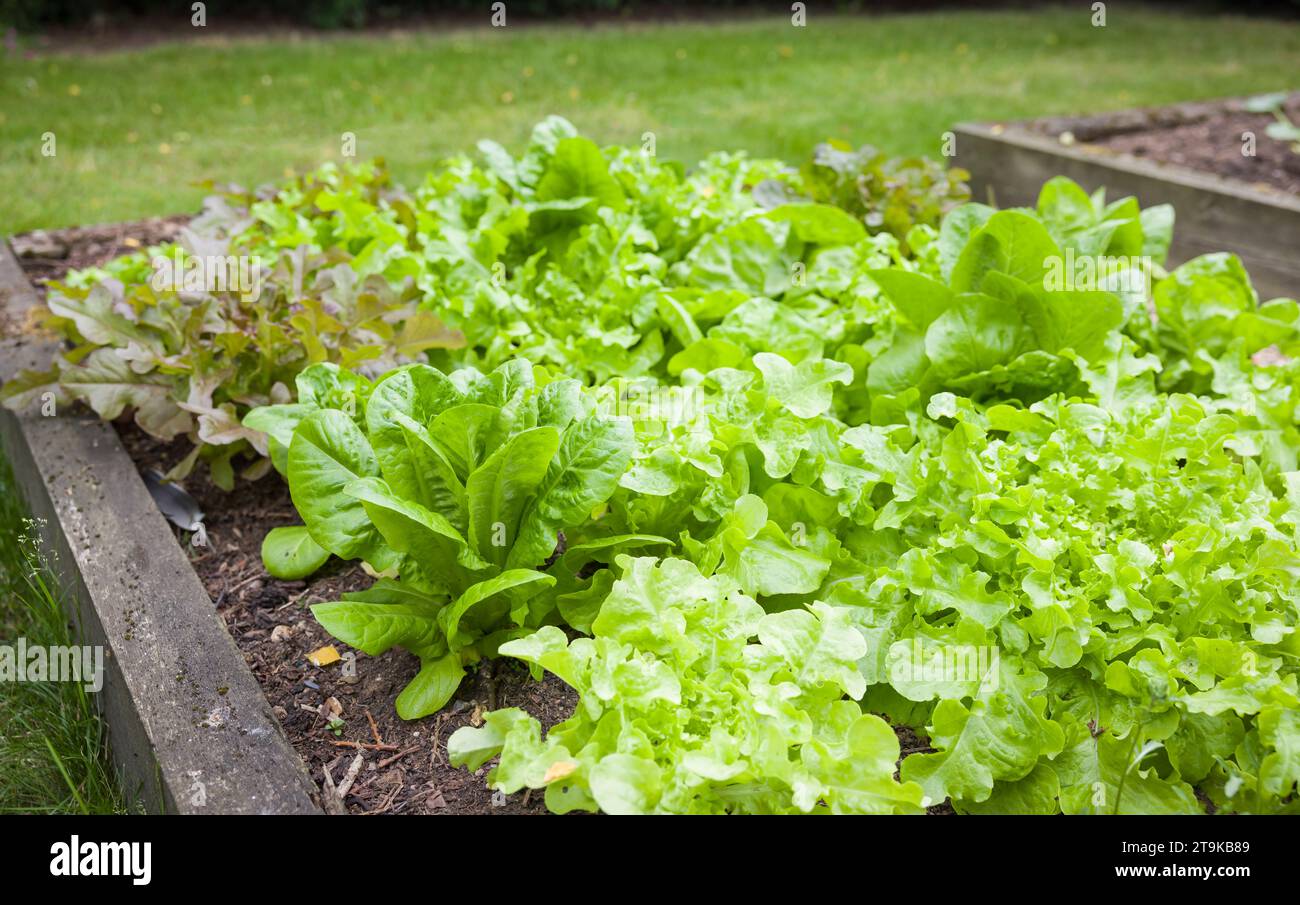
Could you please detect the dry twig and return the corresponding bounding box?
[336,752,366,799]
[377,746,420,769]
[331,740,399,752]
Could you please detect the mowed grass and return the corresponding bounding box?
[1,7,1297,233]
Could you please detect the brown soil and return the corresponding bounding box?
[1097,110,1300,195]
[1032,95,1300,196]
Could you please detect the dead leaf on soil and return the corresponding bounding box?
[307,645,341,667]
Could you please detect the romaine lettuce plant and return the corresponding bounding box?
[245,359,672,717]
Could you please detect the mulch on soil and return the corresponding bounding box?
[1033,96,1300,196]
[1096,109,1300,196]
[11,218,948,815]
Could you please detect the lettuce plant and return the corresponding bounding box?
[1,161,465,488]
[246,360,674,717]
[449,555,925,815]
[755,139,971,251]
[861,177,1174,409]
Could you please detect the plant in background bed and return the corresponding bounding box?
[1244,92,1300,155]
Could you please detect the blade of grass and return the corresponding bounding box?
[43,736,90,815]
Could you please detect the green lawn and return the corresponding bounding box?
[1,7,1298,234]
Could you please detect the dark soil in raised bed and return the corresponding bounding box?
[1029,95,1300,196]
[12,219,948,815]
[1096,109,1300,195]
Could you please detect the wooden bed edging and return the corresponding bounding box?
[0,241,322,815]
[953,121,1300,302]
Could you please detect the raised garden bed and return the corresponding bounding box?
[954,93,1300,301]
[6,119,1297,817]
